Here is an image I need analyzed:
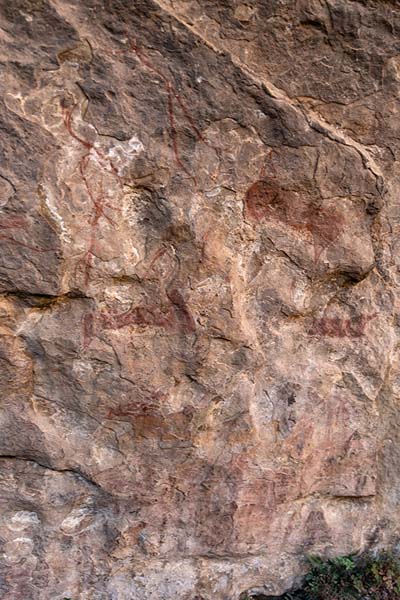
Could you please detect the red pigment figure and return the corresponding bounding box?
[82,312,95,349]
[106,396,163,421]
[114,39,214,185]
[79,38,207,348]
[99,303,174,330]
[309,312,376,338]
[82,292,195,348]
[62,101,122,286]
[244,176,344,264]
[98,295,193,333]
[245,149,345,265]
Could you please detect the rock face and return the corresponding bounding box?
[0,0,400,598]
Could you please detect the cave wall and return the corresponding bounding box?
[1,0,400,598]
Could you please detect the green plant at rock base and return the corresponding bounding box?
[241,552,400,600]
[283,551,400,599]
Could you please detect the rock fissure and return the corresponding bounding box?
[0,455,106,494]
[152,0,385,185]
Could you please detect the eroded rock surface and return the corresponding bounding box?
[0,0,400,598]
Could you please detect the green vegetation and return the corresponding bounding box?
[242,551,400,599]
[287,552,400,599]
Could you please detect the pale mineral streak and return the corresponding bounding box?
[0,0,399,598]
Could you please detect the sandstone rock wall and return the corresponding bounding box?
[1,1,400,598]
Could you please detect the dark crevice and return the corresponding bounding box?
[240,592,288,600]
[329,494,375,501]
[0,455,107,495]
[0,173,17,194]
[0,289,91,306]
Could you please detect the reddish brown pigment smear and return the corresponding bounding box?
[0,214,57,253]
[82,312,95,348]
[0,215,27,229]
[0,234,53,253]
[308,312,376,337]
[107,401,193,442]
[167,288,196,333]
[244,177,344,263]
[258,148,279,180]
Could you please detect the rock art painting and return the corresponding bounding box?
[0,0,399,598]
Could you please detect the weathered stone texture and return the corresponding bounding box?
[0,0,400,597]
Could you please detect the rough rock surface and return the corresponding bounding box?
[0,0,400,598]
